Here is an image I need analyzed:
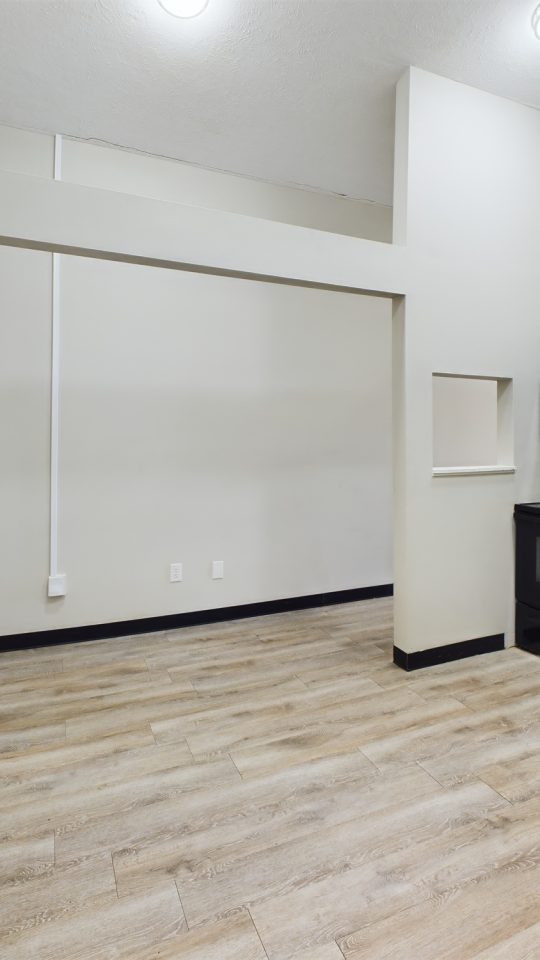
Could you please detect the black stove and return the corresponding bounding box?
[515,503,540,653]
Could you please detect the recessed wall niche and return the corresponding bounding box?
[432,373,514,476]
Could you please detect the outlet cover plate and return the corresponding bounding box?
[48,573,67,597]
[170,563,183,583]
[212,560,224,579]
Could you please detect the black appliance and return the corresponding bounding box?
[515,502,540,653]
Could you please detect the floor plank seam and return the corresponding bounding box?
[373,642,391,655]
[335,938,347,959]
[174,880,190,930]
[416,761,513,807]
[356,747,383,776]
[183,736,198,763]
[340,885,432,945]
[247,907,270,958]
[164,667,174,685]
[228,752,245,780]
[476,774,514,806]
[415,759,447,789]
[365,677,390,691]
[142,658,154,681]
[450,696,483,714]
[111,851,121,899]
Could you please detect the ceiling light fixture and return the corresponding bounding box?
[158,0,209,18]
[533,3,540,38]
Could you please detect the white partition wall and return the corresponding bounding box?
[57,258,393,630]
[0,242,393,636]
[0,118,402,639]
[392,68,540,659]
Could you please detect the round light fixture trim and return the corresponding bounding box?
[533,3,540,38]
[158,0,209,18]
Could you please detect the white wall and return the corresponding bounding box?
[432,376,498,469]
[0,118,396,637]
[0,122,392,242]
[0,123,54,178]
[4,75,539,656]
[62,139,392,242]
[393,68,540,654]
[0,245,392,635]
[0,248,52,633]
[6,77,539,657]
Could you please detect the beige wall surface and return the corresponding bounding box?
[432,376,499,469]
[0,247,52,633]
[0,248,392,635]
[3,73,540,656]
[62,139,392,242]
[393,68,540,654]
[0,123,54,178]
[0,121,392,242]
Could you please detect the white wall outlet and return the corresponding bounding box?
[48,573,67,597]
[212,560,224,580]
[170,562,183,583]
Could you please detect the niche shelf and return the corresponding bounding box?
[432,373,514,478]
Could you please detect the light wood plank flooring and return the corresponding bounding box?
[1,597,540,958]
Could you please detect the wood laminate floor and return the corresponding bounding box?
[1,597,540,958]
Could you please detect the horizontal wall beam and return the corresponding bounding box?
[0,170,407,296]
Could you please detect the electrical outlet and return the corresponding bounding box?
[170,562,183,583]
[212,560,224,579]
[48,573,67,597]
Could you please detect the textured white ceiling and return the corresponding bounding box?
[1,0,539,204]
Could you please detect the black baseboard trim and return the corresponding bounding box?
[393,633,505,672]
[0,583,393,652]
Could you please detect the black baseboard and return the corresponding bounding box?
[0,583,393,652]
[393,633,505,671]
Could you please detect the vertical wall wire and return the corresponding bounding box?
[48,134,64,595]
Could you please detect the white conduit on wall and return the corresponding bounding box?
[48,134,66,597]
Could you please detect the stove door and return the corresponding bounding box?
[516,513,540,610]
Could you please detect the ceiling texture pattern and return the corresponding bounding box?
[1,0,539,204]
